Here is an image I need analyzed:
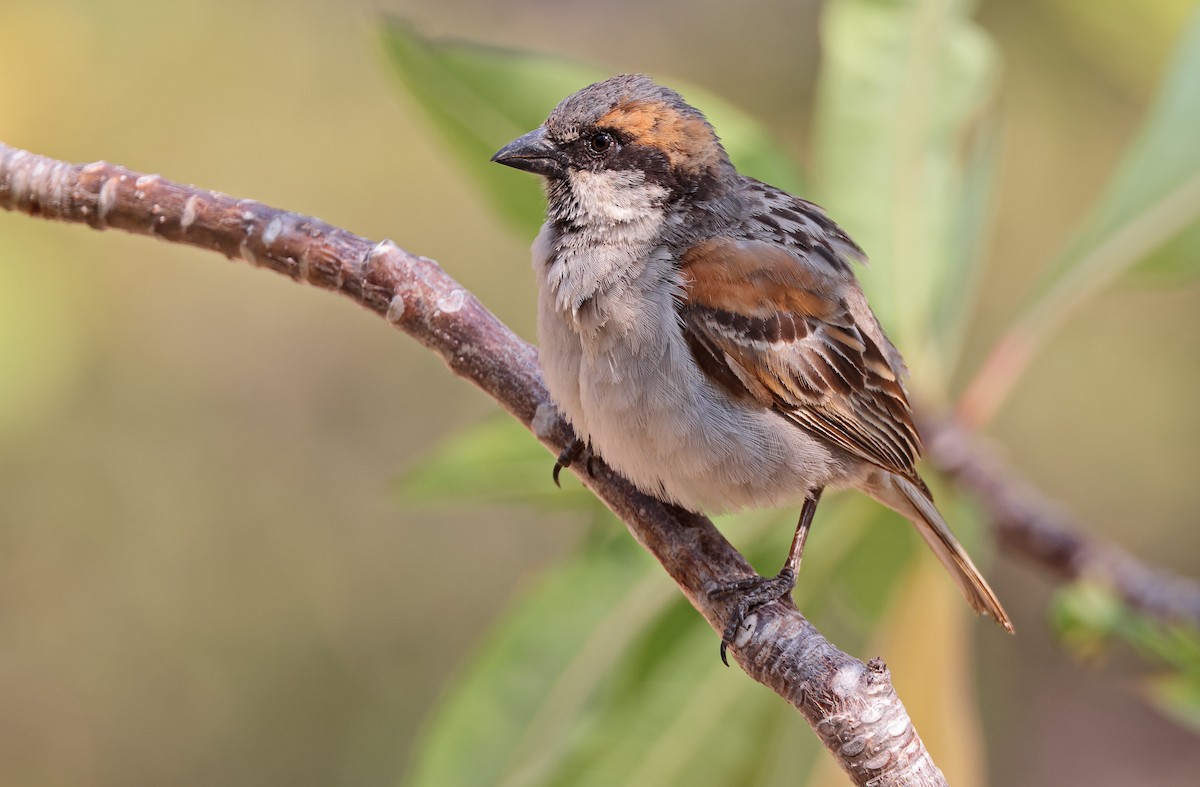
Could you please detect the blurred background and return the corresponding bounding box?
[2,0,1199,785]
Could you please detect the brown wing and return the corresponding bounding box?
[677,236,924,483]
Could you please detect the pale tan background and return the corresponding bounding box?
[1,0,1198,784]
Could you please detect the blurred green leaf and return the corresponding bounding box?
[1143,672,1200,735]
[1052,580,1200,735]
[829,508,916,620]
[379,20,804,236]
[397,416,600,511]
[1049,581,1125,662]
[1017,11,1200,335]
[1064,10,1200,282]
[406,532,820,787]
[1050,580,1200,667]
[380,19,599,233]
[1133,222,1200,282]
[404,531,665,787]
[812,0,1000,374]
[544,599,813,787]
[959,12,1200,427]
[937,111,1003,377]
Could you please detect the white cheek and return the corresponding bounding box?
[569,169,667,227]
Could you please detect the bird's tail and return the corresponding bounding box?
[865,472,1014,633]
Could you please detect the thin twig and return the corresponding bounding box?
[923,415,1200,625]
[0,142,948,787]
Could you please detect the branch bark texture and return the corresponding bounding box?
[0,143,948,786]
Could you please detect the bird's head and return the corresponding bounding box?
[492,75,733,226]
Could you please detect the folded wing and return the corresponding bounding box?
[677,235,925,488]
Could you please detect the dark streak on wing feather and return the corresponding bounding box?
[676,235,924,484]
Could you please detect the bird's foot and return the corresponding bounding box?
[710,568,797,667]
[552,439,596,487]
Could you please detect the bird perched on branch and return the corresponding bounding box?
[492,74,1012,660]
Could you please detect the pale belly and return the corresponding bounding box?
[538,298,840,514]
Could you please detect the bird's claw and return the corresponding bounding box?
[553,439,596,487]
[711,569,797,666]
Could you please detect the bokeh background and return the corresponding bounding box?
[2,0,1199,785]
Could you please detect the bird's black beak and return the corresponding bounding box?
[491,127,566,179]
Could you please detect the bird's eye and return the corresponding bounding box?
[588,132,615,154]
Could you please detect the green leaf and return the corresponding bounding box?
[401,476,892,786]
[1143,672,1200,735]
[951,11,1200,428]
[1049,581,1124,662]
[1051,580,1200,735]
[397,415,599,511]
[1133,222,1200,281]
[936,110,1003,377]
[379,19,595,233]
[379,20,804,235]
[1073,9,1200,282]
[1020,11,1200,333]
[403,532,668,787]
[812,0,1000,375]
[541,600,815,787]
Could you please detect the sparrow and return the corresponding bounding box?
[491,74,1012,658]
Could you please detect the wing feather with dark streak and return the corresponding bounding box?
[677,236,924,484]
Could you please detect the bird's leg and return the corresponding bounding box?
[715,487,824,665]
[552,438,596,487]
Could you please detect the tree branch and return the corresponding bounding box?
[0,142,949,786]
[923,416,1200,625]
